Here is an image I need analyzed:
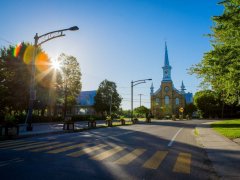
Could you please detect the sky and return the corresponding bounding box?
[0,0,223,110]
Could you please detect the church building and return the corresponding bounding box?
[150,43,193,118]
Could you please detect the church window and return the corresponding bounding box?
[165,96,169,105]
[176,98,179,105]
[155,98,160,105]
[164,86,169,92]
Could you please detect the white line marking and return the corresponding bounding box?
[168,128,183,147]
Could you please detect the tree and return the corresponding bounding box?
[0,42,51,118]
[190,0,240,105]
[184,103,197,117]
[94,79,122,115]
[57,53,82,117]
[134,106,149,118]
[194,90,221,118]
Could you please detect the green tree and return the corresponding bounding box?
[194,90,221,118]
[57,53,82,117]
[0,42,51,117]
[134,106,149,118]
[190,0,240,105]
[184,103,197,117]
[0,44,29,116]
[94,79,122,115]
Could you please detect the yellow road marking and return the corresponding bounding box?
[0,141,34,148]
[0,140,26,146]
[114,148,146,165]
[143,151,168,169]
[30,142,74,152]
[14,142,59,151]
[67,144,107,157]
[0,141,44,149]
[47,143,86,154]
[91,146,124,161]
[173,152,191,174]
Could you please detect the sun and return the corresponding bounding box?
[51,59,61,70]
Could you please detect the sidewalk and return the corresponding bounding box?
[18,120,106,137]
[197,122,240,179]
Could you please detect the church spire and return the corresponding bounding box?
[162,42,172,81]
[164,42,170,66]
[150,83,154,95]
[181,80,186,94]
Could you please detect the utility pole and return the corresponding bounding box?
[138,94,143,107]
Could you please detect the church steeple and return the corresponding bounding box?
[162,42,172,81]
[150,83,154,95]
[164,42,170,66]
[181,80,186,94]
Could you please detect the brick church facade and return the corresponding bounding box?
[150,43,193,118]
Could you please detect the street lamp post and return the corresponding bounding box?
[25,26,79,131]
[131,79,152,122]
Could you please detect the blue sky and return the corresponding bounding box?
[0,0,223,110]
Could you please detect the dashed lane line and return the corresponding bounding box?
[14,142,60,151]
[173,152,191,174]
[91,146,124,161]
[143,151,168,170]
[0,141,34,148]
[67,144,107,157]
[47,143,87,154]
[30,142,74,152]
[114,148,146,165]
[0,141,45,149]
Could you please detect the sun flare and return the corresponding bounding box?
[51,59,61,70]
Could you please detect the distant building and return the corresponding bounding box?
[150,43,193,118]
[72,90,97,115]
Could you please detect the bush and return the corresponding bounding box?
[3,114,18,125]
[106,115,112,121]
[119,116,125,121]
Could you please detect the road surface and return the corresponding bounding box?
[0,120,218,180]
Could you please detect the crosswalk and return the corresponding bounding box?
[0,140,192,174]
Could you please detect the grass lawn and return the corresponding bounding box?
[211,119,240,139]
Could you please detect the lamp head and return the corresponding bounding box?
[68,26,79,31]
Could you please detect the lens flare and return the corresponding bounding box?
[23,45,34,64]
[13,43,22,58]
[35,52,50,72]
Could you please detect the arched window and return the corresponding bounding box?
[155,98,160,105]
[165,96,169,105]
[176,98,179,105]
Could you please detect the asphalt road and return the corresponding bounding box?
[0,120,218,180]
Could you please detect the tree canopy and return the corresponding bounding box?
[56,53,82,116]
[94,79,122,115]
[0,44,82,120]
[194,90,221,118]
[134,106,149,117]
[190,0,240,105]
[0,42,51,117]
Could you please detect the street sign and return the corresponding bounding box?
[179,107,184,113]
